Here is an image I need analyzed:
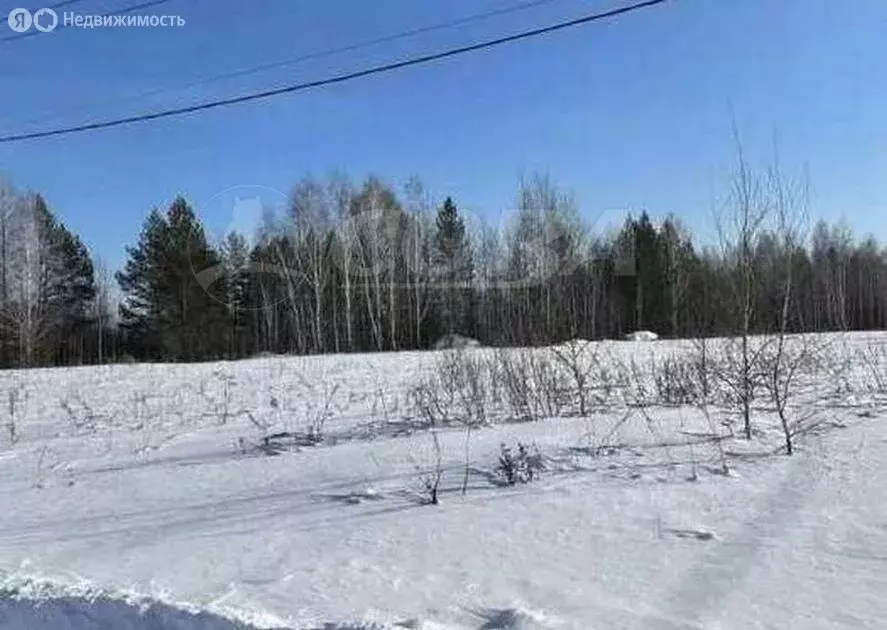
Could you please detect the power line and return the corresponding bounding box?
[0,0,84,23]
[1,0,179,43]
[0,0,669,144]
[1,0,568,132]
[4,0,87,10]
[47,0,89,9]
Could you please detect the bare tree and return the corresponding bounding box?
[329,173,355,351]
[93,256,117,363]
[661,215,692,337]
[403,176,435,348]
[811,220,851,331]
[291,177,333,354]
[353,179,386,351]
[270,231,306,354]
[762,156,810,455]
[474,219,504,343]
[0,193,55,366]
[0,182,14,364]
[715,134,770,440]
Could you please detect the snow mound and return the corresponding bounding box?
[0,596,281,630]
[0,576,289,630]
[624,330,659,341]
[433,334,481,350]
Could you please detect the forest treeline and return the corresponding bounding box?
[0,170,885,367]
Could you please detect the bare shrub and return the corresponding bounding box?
[622,356,657,408]
[249,380,341,454]
[372,385,397,425]
[198,368,238,425]
[581,408,632,457]
[447,350,489,427]
[33,446,53,489]
[256,431,321,455]
[585,359,630,407]
[59,392,104,434]
[859,342,887,394]
[819,341,856,398]
[410,378,450,428]
[6,395,16,447]
[757,334,823,454]
[33,446,72,489]
[420,465,442,505]
[636,406,678,468]
[653,353,707,406]
[410,349,491,428]
[235,410,273,455]
[460,422,474,496]
[698,405,731,476]
[5,381,27,447]
[303,381,340,443]
[418,421,444,505]
[549,340,599,415]
[233,436,249,456]
[490,351,533,422]
[244,409,270,434]
[708,337,769,436]
[130,391,149,430]
[492,349,565,422]
[646,339,720,408]
[410,350,491,496]
[694,337,712,401]
[496,441,545,485]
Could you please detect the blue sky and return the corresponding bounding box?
[1,0,885,270]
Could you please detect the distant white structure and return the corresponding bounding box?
[625,330,659,342]
[433,333,481,350]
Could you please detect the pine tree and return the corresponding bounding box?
[49,219,96,363]
[434,197,473,335]
[117,208,167,358]
[220,231,252,358]
[613,212,667,334]
[117,197,228,361]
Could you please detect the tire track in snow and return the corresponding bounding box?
[645,426,868,629]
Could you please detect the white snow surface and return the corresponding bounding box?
[625,331,660,341]
[1,333,886,629]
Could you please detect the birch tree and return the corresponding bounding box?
[403,176,435,348]
[715,142,770,440]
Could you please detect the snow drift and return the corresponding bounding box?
[0,596,275,630]
[0,577,288,630]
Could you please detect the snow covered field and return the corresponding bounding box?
[1,333,886,629]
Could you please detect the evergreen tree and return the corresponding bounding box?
[117,197,228,361]
[117,208,167,358]
[220,231,252,358]
[613,212,667,334]
[49,218,96,363]
[433,197,473,335]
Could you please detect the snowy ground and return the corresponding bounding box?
[1,333,886,629]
